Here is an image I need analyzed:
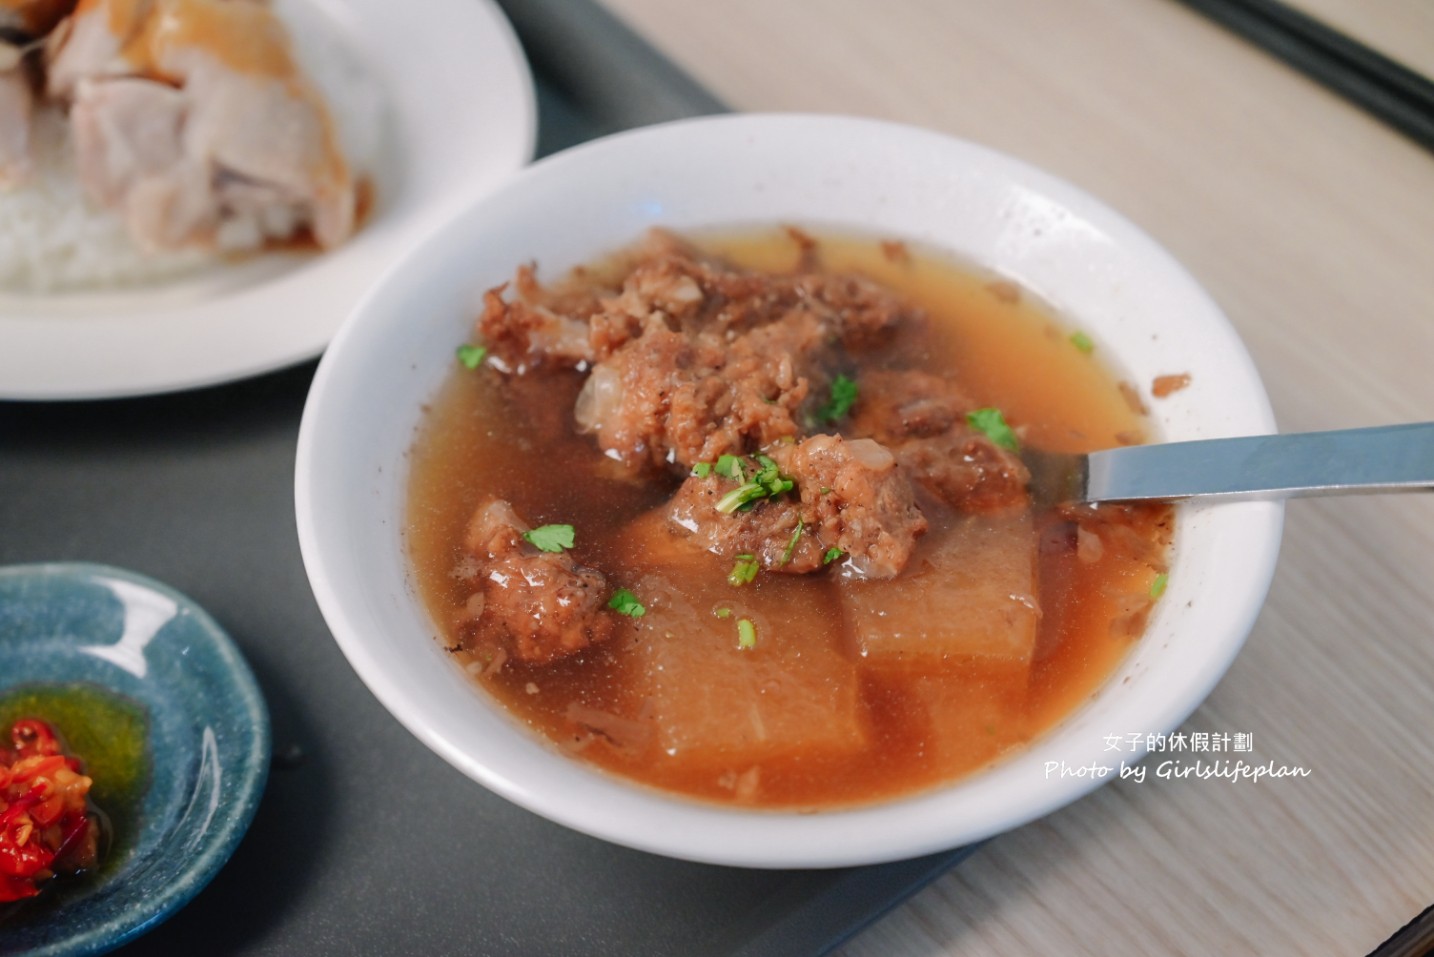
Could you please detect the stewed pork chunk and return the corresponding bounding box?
[469,232,1038,594]
[847,369,1030,512]
[479,232,924,474]
[456,499,616,665]
[666,435,927,579]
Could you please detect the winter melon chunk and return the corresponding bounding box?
[839,511,1040,672]
[624,567,867,769]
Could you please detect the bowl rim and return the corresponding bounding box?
[296,111,1284,868]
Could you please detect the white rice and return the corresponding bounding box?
[0,1,384,295]
[0,107,221,293]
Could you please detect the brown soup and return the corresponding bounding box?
[406,229,1171,810]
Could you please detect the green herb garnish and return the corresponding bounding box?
[523,524,575,553]
[456,344,488,369]
[966,407,1020,451]
[714,454,746,481]
[608,587,646,617]
[715,483,767,513]
[691,462,713,478]
[714,456,796,514]
[714,607,732,619]
[1150,573,1169,600]
[736,618,757,650]
[823,547,844,565]
[728,554,759,586]
[1069,331,1095,354]
[816,373,859,423]
[780,523,803,566]
[753,456,794,495]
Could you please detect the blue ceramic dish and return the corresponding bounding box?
[0,563,269,957]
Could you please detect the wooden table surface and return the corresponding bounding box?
[594,1,1434,954]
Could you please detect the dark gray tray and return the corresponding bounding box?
[0,3,973,953]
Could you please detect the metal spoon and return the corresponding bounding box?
[1025,422,1434,505]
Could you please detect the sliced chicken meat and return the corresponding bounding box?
[45,0,355,250]
[0,0,78,185]
[68,75,184,205]
[0,66,33,185]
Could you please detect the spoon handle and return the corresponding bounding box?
[1086,423,1434,502]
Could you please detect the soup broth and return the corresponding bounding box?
[406,229,1172,809]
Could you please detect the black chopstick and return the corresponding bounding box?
[1171,0,1434,152]
[1367,901,1434,957]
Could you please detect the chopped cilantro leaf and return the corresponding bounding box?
[711,455,796,513]
[816,373,859,423]
[752,456,793,494]
[728,554,759,586]
[715,454,745,480]
[523,524,575,553]
[1150,573,1169,600]
[456,344,488,369]
[1070,331,1095,354]
[608,587,646,617]
[736,618,757,650]
[780,523,804,566]
[966,407,1020,451]
[692,462,712,478]
[823,547,844,565]
[715,481,768,514]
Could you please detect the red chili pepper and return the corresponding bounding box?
[0,829,53,878]
[9,719,59,758]
[32,793,65,827]
[12,755,66,784]
[0,787,44,829]
[0,873,41,902]
[0,718,99,901]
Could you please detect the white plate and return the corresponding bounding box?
[0,0,536,401]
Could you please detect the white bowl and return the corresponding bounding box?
[295,113,1282,869]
